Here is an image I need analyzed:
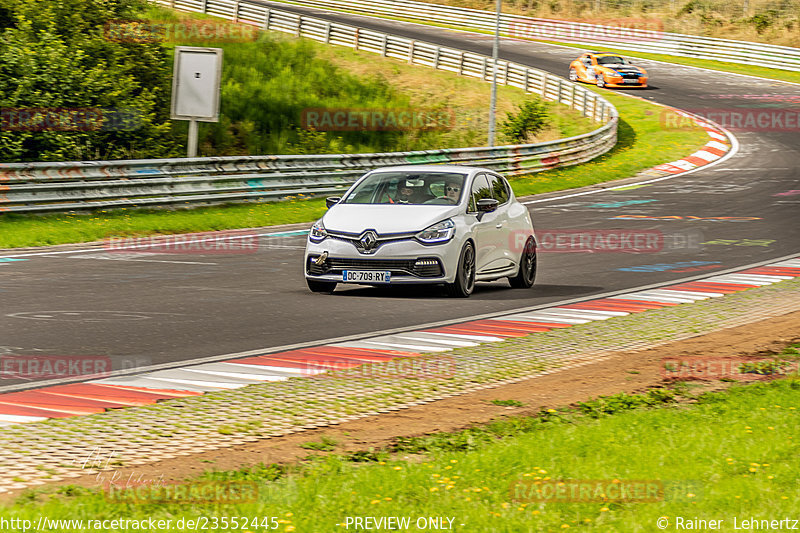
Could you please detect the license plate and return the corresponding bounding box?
[624,79,639,84]
[342,270,391,283]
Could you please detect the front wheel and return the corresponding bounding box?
[446,242,476,298]
[596,74,606,88]
[568,67,578,82]
[307,279,337,293]
[509,236,537,288]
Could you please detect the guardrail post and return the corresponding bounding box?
[354,28,360,50]
[502,61,509,85]
[556,80,562,104]
[325,22,332,43]
[582,89,588,117]
[482,57,488,81]
[459,52,465,75]
[296,15,302,37]
[433,47,440,69]
[263,8,271,30]
[570,83,576,109]
[201,0,208,13]
[540,73,547,97]
[523,69,530,93]
[381,35,388,56]
[233,1,240,23]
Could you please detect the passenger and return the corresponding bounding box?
[444,180,462,203]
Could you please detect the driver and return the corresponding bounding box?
[394,182,415,204]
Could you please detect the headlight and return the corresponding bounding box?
[416,219,455,244]
[309,220,328,243]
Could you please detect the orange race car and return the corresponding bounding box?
[568,52,648,88]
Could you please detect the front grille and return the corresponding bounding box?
[307,255,443,278]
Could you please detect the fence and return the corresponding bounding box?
[0,1,617,213]
[259,0,800,72]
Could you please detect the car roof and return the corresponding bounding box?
[367,165,494,175]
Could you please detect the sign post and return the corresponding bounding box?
[170,46,223,157]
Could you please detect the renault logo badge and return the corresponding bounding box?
[359,230,378,252]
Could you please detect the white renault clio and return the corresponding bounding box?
[304,165,537,297]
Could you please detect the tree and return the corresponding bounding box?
[0,0,180,162]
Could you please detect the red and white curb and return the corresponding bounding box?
[1,257,798,428]
[643,111,731,177]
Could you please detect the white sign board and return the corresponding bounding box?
[171,47,222,122]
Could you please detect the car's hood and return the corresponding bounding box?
[322,204,461,235]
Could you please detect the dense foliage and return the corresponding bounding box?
[0,0,180,162]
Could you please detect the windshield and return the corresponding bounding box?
[342,171,467,205]
[597,56,629,66]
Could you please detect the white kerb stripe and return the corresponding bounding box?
[0,414,49,424]
[503,314,591,324]
[706,140,728,151]
[690,150,720,162]
[181,368,288,381]
[222,363,316,376]
[423,332,505,342]
[635,289,708,300]
[361,341,451,352]
[396,336,479,347]
[658,289,724,298]
[707,131,727,141]
[610,294,695,304]
[551,308,630,317]
[530,310,613,320]
[138,377,247,389]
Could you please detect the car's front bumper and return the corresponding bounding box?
[605,78,648,88]
[304,237,458,284]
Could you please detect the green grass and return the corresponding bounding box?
[0,90,708,248]
[7,379,800,530]
[508,89,710,197]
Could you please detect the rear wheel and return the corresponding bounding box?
[307,279,336,293]
[446,242,476,298]
[509,237,537,289]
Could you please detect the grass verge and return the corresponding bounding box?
[6,372,800,530]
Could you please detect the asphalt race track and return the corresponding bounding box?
[1,3,798,391]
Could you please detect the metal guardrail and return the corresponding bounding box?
[0,1,617,213]
[265,0,800,72]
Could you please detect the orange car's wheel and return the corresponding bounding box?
[569,67,578,82]
[595,73,606,88]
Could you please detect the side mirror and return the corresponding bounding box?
[326,197,341,209]
[476,198,499,221]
